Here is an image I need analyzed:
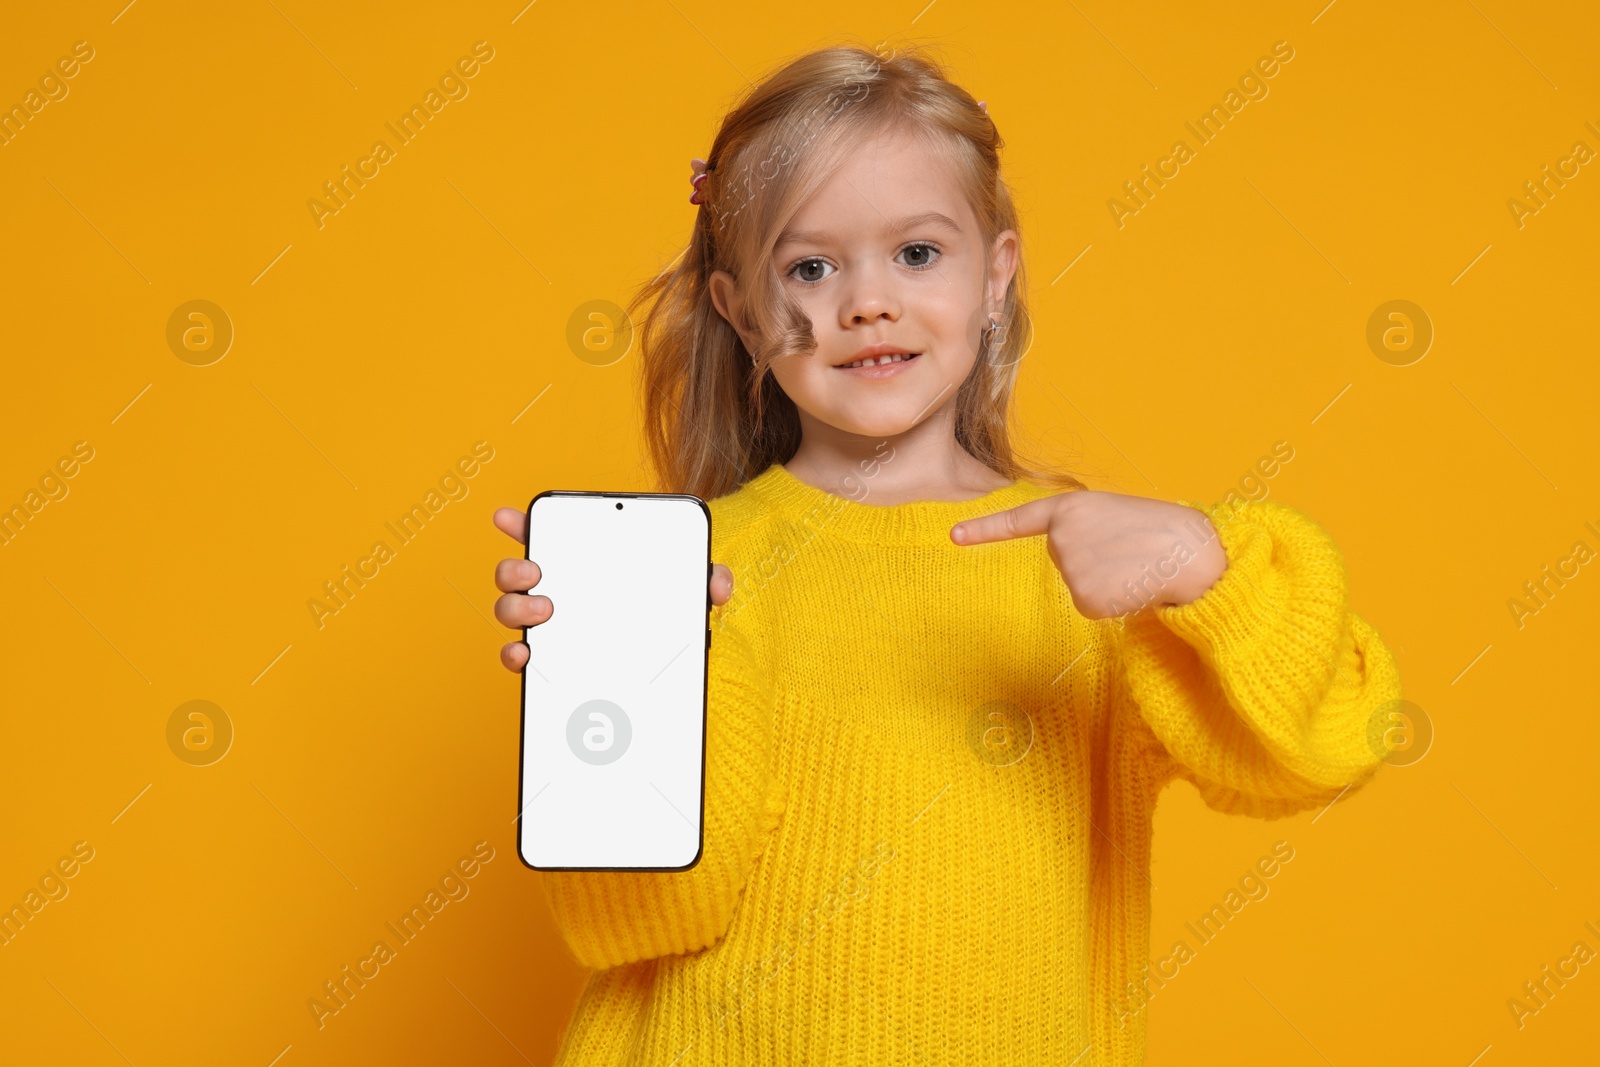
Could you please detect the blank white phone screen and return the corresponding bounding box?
[518,493,710,871]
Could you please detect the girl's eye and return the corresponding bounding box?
[785,243,944,286]
[790,257,833,284]
[898,242,941,269]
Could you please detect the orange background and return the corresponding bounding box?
[2,1,1596,1064]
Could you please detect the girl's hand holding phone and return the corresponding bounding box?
[490,506,735,673]
[950,491,1230,620]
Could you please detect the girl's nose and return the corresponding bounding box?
[841,267,901,327]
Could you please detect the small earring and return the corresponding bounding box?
[985,312,1008,352]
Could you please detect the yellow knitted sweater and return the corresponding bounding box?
[541,463,1402,1065]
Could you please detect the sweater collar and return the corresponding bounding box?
[736,462,1053,546]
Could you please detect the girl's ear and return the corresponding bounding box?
[708,268,761,356]
[707,268,738,324]
[986,228,1020,308]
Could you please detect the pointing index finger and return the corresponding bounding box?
[951,496,1059,546]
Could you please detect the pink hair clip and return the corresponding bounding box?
[689,157,711,205]
[978,100,988,115]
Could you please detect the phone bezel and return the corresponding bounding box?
[515,489,712,873]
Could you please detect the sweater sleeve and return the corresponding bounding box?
[539,613,786,969]
[1108,497,1404,819]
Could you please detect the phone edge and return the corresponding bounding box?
[514,490,712,874]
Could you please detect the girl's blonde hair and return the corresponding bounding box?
[630,40,1088,501]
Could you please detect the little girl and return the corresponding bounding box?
[493,41,1401,1066]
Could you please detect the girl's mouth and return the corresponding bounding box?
[836,352,921,376]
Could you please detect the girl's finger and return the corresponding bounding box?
[710,563,734,606]
[500,640,530,673]
[950,496,1060,546]
[495,591,552,628]
[495,557,542,593]
[493,506,529,545]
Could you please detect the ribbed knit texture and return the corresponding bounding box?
[540,463,1403,1065]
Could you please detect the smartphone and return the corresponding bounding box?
[516,490,712,872]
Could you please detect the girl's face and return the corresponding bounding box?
[710,127,1018,441]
